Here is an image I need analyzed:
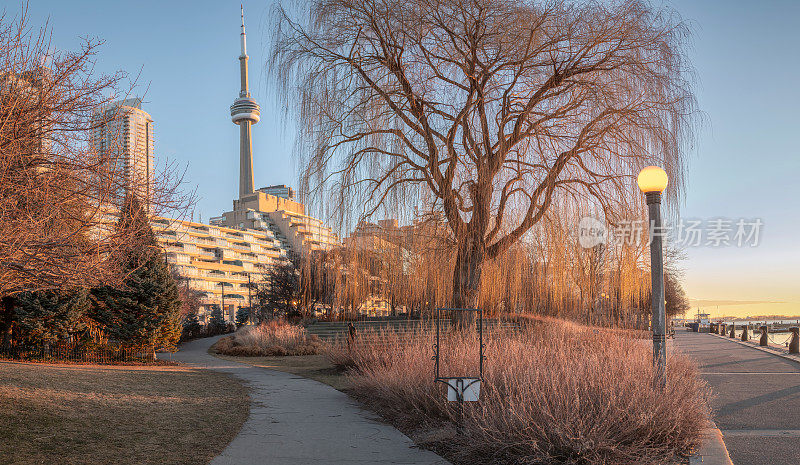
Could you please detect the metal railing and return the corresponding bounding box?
[710,322,799,354]
[0,341,159,364]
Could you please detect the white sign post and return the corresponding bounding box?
[433,308,485,434]
[445,378,481,402]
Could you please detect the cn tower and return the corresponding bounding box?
[230,5,260,199]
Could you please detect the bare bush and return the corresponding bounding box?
[328,320,710,464]
[214,320,321,356]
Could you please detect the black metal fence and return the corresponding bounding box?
[0,341,158,364]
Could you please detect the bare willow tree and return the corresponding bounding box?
[1,8,189,339]
[273,0,697,317]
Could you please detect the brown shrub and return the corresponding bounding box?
[213,321,321,356]
[327,320,710,465]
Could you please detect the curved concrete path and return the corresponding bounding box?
[173,336,449,465]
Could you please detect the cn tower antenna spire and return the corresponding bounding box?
[240,4,247,56]
[231,5,260,199]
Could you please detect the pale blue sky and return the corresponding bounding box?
[15,1,800,303]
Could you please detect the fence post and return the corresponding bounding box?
[710,323,717,334]
[347,322,356,353]
[741,324,749,342]
[720,323,727,335]
[790,327,799,354]
[729,323,736,338]
[759,325,768,346]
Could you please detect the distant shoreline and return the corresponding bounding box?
[689,300,787,307]
[685,300,798,320]
[712,315,800,321]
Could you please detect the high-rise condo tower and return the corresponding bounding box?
[230,5,260,199]
[92,98,154,202]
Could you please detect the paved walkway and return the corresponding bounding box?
[674,331,800,465]
[172,336,449,465]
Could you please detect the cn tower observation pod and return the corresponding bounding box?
[230,96,260,124]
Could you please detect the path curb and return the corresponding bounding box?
[689,423,733,465]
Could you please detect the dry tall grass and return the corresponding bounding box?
[214,320,321,356]
[329,320,710,465]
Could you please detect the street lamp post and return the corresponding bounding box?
[220,282,226,323]
[637,166,669,388]
[247,273,253,325]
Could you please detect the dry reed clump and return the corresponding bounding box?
[328,322,710,465]
[213,321,321,356]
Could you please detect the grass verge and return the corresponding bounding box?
[0,360,248,465]
[210,345,349,391]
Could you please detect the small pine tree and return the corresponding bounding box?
[14,289,90,344]
[207,306,228,336]
[257,253,302,319]
[182,312,203,340]
[91,196,182,349]
[235,307,250,328]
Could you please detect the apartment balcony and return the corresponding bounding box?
[167,254,190,265]
[198,249,216,259]
[188,226,211,235]
[216,248,236,260]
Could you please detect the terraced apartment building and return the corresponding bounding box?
[153,189,339,323]
[152,216,288,323]
[210,184,339,255]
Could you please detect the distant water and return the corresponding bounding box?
[688,301,800,320]
[724,329,794,347]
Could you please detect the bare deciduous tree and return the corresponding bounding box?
[1,7,190,341]
[272,0,697,320]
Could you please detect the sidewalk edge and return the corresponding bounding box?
[689,423,733,465]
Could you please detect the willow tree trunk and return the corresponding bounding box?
[451,233,486,330]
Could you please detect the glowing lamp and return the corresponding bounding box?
[638,165,668,387]
[637,166,668,194]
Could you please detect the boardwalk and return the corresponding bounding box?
[674,331,800,465]
[173,336,449,465]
